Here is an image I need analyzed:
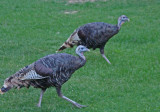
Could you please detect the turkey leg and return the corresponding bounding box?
[37,89,46,107]
[56,87,87,108]
[100,47,111,64]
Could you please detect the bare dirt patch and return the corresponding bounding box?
[67,0,107,4]
[64,10,78,14]
[68,0,95,4]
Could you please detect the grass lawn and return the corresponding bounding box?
[0,0,160,111]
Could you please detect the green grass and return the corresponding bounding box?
[0,0,160,111]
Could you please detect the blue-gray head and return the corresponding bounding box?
[118,15,130,23]
[76,45,90,59]
[118,15,130,29]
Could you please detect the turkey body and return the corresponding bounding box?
[77,22,119,50]
[18,53,86,89]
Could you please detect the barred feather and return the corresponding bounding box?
[20,70,48,80]
[57,30,80,51]
[2,64,35,89]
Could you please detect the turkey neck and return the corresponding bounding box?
[77,52,86,60]
[117,20,124,30]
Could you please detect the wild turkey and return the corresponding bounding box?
[57,15,129,64]
[0,45,90,108]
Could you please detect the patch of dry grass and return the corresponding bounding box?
[68,0,95,4]
[64,10,78,14]
[68,0,107,4]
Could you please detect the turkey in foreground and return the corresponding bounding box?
[0,45,90,108]
[57,15,129,64]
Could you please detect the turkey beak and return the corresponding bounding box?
[127,18,130,22]
[87,49,90,52]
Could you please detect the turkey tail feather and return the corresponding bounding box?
[2,63,35,90]
[57,42,71,52]
[57,30,81,52]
